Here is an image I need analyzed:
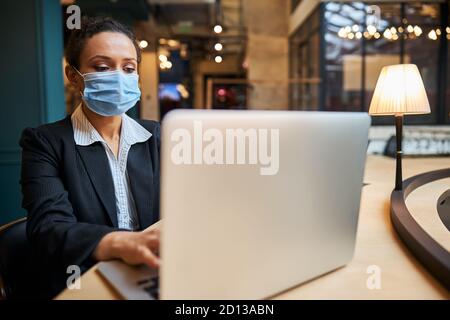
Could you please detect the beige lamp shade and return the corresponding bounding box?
[369,64,431,116]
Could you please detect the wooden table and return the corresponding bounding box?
[57,155,450,300]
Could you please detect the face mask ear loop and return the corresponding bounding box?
[71,65,85,97]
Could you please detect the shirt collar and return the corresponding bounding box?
[71,104,152,146]
[121,111,152,145]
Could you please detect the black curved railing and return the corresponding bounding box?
[390,168,450,291]
[437,190,450,232]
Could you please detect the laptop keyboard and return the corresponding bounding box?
[138,276,159,299]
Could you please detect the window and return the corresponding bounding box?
[402,2,440,124]
[290,2,450,125]
[289,8,321,111]
[324,2,365,112]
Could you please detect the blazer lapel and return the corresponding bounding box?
[76,143,118,227]
[127,142,155,229]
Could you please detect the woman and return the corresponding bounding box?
[20,16,160,298]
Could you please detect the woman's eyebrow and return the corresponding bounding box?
[87,55,137,63]
[88,55,113,62]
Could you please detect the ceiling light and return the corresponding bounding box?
[428,29,438,40]
[215,55,223,63]
[413,25,422,37]
[160,60,173,70]
[367,25,377,36]
[139,40,148,49]
[383,29,392,40]
[214,43,223,51]
[214,25,223,34]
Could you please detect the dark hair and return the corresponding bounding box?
[65,16,141,69]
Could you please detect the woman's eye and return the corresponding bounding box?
[124,67,136,73]
[95,66,110,72]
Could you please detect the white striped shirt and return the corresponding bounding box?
[71,105,152,230]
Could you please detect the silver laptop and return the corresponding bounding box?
[98,110,371,300]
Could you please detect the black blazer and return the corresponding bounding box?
[19,116,160,298]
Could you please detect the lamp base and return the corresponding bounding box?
[395,115,403,191]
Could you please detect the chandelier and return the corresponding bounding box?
[338,24,450,41]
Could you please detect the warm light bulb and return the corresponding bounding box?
[367,25,377,36]
[139,40,148,49]
[428,29,438,40]
[213,25,223,34]
[160,60,173,70]
[383,29,392,40]
[214,43,223,51]
[413,25,422,37]
[215,56,223,63]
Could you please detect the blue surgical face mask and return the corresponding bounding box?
[74,67,141,116]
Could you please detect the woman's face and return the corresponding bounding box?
[66,31,138,93]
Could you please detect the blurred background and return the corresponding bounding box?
[0,0,449,224]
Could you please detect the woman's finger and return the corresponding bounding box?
[144,234,160,256]
[140,247,160,268]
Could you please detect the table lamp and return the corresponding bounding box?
[369,64,431,191]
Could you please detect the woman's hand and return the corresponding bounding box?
[93,224,160,268]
